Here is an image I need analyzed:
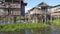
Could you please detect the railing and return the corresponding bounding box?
[11,4,21,8]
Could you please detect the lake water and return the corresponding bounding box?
[0,25,60,34]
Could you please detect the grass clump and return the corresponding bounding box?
[53,19,60,25]
[0,23,49,32]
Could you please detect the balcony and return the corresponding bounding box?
[11,4,21,8]
[5,4,21,8]
[0,5,5,9]
[11,11,21,16]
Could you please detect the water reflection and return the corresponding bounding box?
[51,25,60,34]
[0,27,60,34]
[0,28,51,34]
[28,28,51,34]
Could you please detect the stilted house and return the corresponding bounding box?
[27,2,60,23]
[0,0,27,24]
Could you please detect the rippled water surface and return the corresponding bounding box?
[0,25,60,34]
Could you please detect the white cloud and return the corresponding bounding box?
[25,8,31,13]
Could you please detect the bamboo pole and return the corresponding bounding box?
[20,0,21,23]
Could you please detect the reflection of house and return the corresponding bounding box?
[0,0,27,24]
[27,2,60,23]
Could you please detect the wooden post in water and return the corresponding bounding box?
[14,16,16,23]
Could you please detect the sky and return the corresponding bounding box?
[25,0,60,13]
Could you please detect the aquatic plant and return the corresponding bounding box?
[0,23,49,32]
